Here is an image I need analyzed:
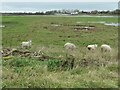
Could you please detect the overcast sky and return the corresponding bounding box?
[1,0,119,12]
[1,0,120,2]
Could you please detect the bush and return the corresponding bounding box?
[9,58,32,67]
[47,56,75,71]
[47,59,62,71]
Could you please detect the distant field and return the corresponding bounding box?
[2,15,118,88]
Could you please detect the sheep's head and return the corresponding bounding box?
[88,47,91,50]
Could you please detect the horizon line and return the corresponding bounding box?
[1,9,118,13]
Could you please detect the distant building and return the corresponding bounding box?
[70,12,79,15]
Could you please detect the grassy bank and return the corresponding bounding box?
[2,15,118,88]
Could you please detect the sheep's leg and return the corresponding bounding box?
[101,48,103,53]
[66,50,69,58]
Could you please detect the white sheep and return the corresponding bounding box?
[64,42,76,56]
[21,40,32,49]
[87,44,98,51]
[64,42,76,51]
[100,44,111,52]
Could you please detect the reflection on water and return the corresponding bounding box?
[76,21,119,27]
[88,21,106,24]
[104,23,120,26]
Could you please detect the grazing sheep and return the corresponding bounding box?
[64,42,76,56]
[87,44,98,51]
[64,42,76,51]
[21,40,32,49]
[100,44,111,52]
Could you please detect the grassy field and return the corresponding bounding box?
[2,15,118,88]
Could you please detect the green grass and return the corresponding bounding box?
[2,56,118,88]
[2,15,118,88]
[2,16,118,47]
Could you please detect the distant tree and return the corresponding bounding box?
[58,10,61,14]
[113,9,120,15]
[74,9,79,13]
[91,10,98,14]
[2,9,120,16]
[81,11,89,14]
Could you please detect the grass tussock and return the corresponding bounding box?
[2,47,118,88]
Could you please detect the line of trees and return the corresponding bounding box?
[1,9,120,16]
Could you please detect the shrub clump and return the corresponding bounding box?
[47,56,75,71]
[9,58,32,67]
